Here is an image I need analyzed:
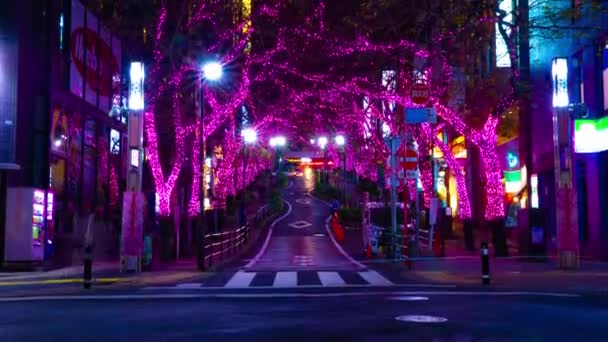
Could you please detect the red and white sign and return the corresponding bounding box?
[399,146,417,171]
[70,1,121,112]
[410,84,430,105]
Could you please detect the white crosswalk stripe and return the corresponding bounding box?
[159,270,395,290]
[358,270,394,286]
[224,271,256,288]
[273,271,298,287]
[318,272,346,286]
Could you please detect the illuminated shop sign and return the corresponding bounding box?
[552,58,569,108]
[574,116,608,153]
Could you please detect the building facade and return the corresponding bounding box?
[524,0,608,260]
[0,0,129,267]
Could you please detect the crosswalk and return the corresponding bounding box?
[149,270,395,289]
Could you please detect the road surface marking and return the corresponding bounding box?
[318,272,346,286]
[396,315,448,323]
[244,199,292,269]
[175,283,202,289]
[295,198,311,205]
[224,272,256,288]
[358,271,393,286]
[273,272,297,287]
[388,296,429,301]
[323,215,366,269]
[292,255,314,266]
[288,220,313,229]
[0,291,581,302]
[143,283,457,290]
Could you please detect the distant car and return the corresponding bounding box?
[295,169,303,176]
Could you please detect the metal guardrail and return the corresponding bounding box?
[201,204,276,269]
[202,224,250,269]
[367,224,434,259]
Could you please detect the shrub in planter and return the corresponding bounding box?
[338,207,362,224]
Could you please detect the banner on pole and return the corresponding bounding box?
[121,191,145,257]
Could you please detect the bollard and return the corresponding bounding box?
[481,242,490,285]
[200,234,206,271]
[83,246,93,289]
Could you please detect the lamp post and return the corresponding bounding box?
[335,135,346,204]
[318,136,328,184]
[551,57,578,269]
[269,136,286,183]
[197,61,222,271]
[240,128,257,227]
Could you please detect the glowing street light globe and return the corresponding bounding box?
[270,136,286,147]
[241,128,257,144]
[318,137,328,149]
[335,135,346,146]
[202,61,223,81]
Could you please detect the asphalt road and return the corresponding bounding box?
[0,292,607,341]
[2,176,608,341]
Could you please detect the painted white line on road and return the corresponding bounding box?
[388,296,429,301]
[358,271,394,286]
[273,272,297,288]
[396,315,448,323]
[244,199,292,269]
[175,283,202,289]
[318,272,346,286]
[224,272,256,288]
[143,283,457,290]
[324,215,367,270]
[0,290,581,302]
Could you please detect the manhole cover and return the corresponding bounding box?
[388,296,429,301]
[395,315,448,323]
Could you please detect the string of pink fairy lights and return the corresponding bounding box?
[141,0,512,221]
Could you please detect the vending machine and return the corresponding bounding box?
[3,188,54,265]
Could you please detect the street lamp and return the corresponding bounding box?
[197,60,223,271]
[317,137,328,184]
[269,136,286,177]
[335,135,347,204]
[239,128,257,227]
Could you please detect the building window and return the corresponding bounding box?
[59,13,65,51]
[572,52,584,104]
[602,42,608,112]
[576,160,588,241]
[572,0,582,23]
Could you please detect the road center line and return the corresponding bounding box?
[244,199,292,269]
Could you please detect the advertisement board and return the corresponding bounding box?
[70,1,121,113]
[0,14,19,166]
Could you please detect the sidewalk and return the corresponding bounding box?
[402,258,608,293]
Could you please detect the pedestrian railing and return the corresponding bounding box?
[254,204,271,227]
[201,203,279,269]
[367,224,432,260]
[201,224,249,269]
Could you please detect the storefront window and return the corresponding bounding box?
[51,109,69,156]
[68,112,82,201]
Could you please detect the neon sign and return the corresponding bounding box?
[552,58,569,108]
[574,116,608,153]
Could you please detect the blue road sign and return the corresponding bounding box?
[405,107,437,124]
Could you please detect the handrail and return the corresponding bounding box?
[200,202,279,269]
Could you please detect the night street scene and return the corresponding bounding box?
[2,0,608,341]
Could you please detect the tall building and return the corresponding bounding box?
[0,0,128,267]
[521,0,608,260]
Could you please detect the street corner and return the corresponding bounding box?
[399,269,480,286]
[107,270,212,289]
[0,277,124,288]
